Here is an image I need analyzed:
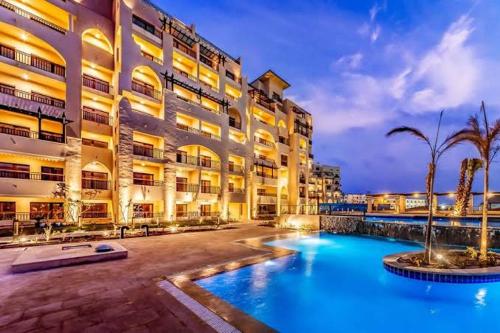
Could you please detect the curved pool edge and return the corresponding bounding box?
[383,251,500,283]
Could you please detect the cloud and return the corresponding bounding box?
[371,24,381,43]
[300,14,485,135]
[369,2,385,22]
[333,52,364,70]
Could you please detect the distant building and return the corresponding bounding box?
[308,164,341,204]
[343,194,367,204]
[406,198,427,209]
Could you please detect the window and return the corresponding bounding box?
[225,70,235,81]
[30,202,64,220]
[201,180,211,193]
[176,150,188,163]
[133,203,153,218]
[81,203,108,218]
[228,161,234,172]
[200,204,211,217]
[0,202,15,220]
[0,163,29,179]
[133,141,154,157]
[132,15,161,39]
[281,155,288,167]
[176,204,187,217]
[41,166,64,181]
[82,171,109,190]
[133,172,154,186]
[176,177,187,192]
[228,182,234,192]
[200,155,212,168]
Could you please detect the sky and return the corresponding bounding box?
[153,0,500,194]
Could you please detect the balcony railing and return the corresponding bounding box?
[199,55,218,71]
[258,192,277,197]
[83,75,111,94]
[229,117,241,130]
[250,90,274,112]
[133,179,164,187]
[140,51,162,64]
[176,153,221,169]
[228,188,245,194]
[132,212,163,219]
[176,123,221,140]
[0,83,65,108]
[228,164,244,174]
[0,0,66,34]
[82,107,112,125]
[133,144,164,159]
[200,185,220,194]
[0,170,64,181]
[200,80,218,93]
[132,15,162,40]
[0,124,64,143]
[173,39,196,58]
[173,67,197,81]
[0,44,65,77]
[176,183,199,192]
[81,212,112,219]
[255,171,278,179]
[255,136,274,147]
[82,178,110,190]
[131,80,162,101]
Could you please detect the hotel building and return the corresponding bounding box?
[0,0,314,224]
[308,163,341,206]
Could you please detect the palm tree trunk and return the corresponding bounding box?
[480,162,489,258]
[424,164,435,263]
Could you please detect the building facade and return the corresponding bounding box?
[308,163,341,205]
[0,0,314,224]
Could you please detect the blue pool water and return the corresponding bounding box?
[364,215,500,228]
[197,233,500,332]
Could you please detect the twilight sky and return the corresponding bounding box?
[153,0,500,194]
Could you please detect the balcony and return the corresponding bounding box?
[176,123,221,141]
[176,152,220,170]
[0,44,65,77]
[176,183,199,192]
[83,75,111,95]
[133,144,164,159]
[0,170,63,197]
[200,80,218,93]
[141,51,162,65]
[200,185,220,194]
[173,67,197,82]
[250,90,274,112]
[82,107,112,126]
[82,178,110,190]
[225,70,242,85]
[229,117,241,130]
[131,80,162,101]
[200,54,218,71]
[0,83,65,108]
[254,136,274,148]
[0,124,64,143]
[133,179,164,187]
[132,15,162,41]
[278,136,289,145]
[228,164,244,174]
[173,39,196,58]
[0,0,67,34]
[0,170,64,182]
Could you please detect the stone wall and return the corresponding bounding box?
[320,216,500,248]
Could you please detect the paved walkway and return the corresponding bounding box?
[0,224,289,333]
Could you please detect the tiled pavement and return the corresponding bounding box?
[0,225,290,333]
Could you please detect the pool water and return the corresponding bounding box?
[196,233,500,333]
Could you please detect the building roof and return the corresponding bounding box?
[250,70,291,89]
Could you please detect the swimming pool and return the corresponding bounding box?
[365,215,500,228]
[196,233,500,332]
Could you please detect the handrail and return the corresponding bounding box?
[133,179,164,186]
[0,44,65,77]
[140,51,163,64]
[176,183,199,192]
[133,144,165,159]
[83,75,111,94]
[176,123,220,140]
[0,0,66,34]
[82,178,110,190]
[132,80,162,101]
[255,136,274,147]
[176,152,221,169]
[0,170,64,181]
[173,38,196,58]
[82,107,112,125]
[200,185,220,194]
[0,83,65,108]
[0,123,64,143]
[173,67,197,81]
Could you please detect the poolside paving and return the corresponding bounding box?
[0,224,289,333]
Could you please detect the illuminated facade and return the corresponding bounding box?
[0,0,314,224]
[308,164,341,205]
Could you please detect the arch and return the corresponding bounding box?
[131,65,162,91]
[228,107,241,123]
[0,22,66,66]
[82,28,113,54]
[82,161,112,176]
[177,144,220,162]
[277,120,286,128]
[255,129,275,143]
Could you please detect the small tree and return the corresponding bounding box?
[387,111,463,264]
[450,102,500,259]
[454,158,482,216]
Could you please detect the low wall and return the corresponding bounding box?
[277,215,320,231]
[320,215,500,248]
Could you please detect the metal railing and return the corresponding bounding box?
[0,0,66,34]
[133,179,164,187]
[0,44,65,77]
[82,178,110,190]
[173,39,196,58]
[176,123,221,140]
[133,144,164,159]
[255,171,278,179]
[228,164,244,174]
[201,186,220,194]
[176,183,199,192]
[176,153,221,169]
[83,75,111,94]
[140,51,163,64]
[173,67,197,81]
[131,80,162,101]
[0,170,64,181]
[0,124,63,143]
[255,136,274,147]
[82,108,112,125]
[0,83,65,108]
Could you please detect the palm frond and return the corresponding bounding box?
[488,119,500,142]
[386,126,432,148]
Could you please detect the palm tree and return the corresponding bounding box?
[386,111,462,263]
[454,158,482,216]
[449,102,500,259]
